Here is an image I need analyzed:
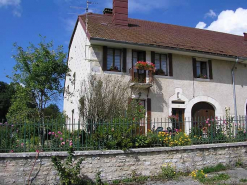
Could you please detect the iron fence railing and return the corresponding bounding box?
[0,116,247,153]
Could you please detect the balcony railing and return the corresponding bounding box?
[129,67,154,88]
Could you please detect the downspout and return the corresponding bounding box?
[232,57,238,136]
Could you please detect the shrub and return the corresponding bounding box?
[159,163,177,180]
[51,147,88,185]
[190,170,207,182]
[202,163,227,173]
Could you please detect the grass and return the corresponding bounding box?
[199,173,230,184]
[202,163,227,174]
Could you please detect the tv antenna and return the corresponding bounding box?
[69,1,98,34]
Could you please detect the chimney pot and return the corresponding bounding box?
[244,33,247,41]
[113,0,128,26]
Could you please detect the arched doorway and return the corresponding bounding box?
[192,102,215,119]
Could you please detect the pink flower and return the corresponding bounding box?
[58,131,61,134]
[69,142,73,146]
[10,150,14,153]
[55,134,58,138]
[36,150,40,153]
[11,125,14,127]
[21,143,24,147]
[211,119,214,122]
[215,117,218,120]
[60,138,63,141]
[206,121,209,124]
[48,132,52,135]
[0,123,2,125]
[52,132,55,135]
[208,124,211,127]
[61,142,65,145]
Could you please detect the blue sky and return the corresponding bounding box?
[0,0,247,110]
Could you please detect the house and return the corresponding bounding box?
[64,0,247,133]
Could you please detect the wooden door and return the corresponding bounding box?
[172,109,185,132]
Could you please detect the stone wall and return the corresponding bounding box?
[1,142,247,184]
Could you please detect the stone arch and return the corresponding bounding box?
[183,96,223,134]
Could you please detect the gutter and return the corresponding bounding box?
[232,58,238,136]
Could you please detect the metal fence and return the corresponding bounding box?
[0,116,247,153]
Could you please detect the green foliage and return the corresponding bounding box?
[159,164,177,180]
[236,159,243,167]
[44,104,61,119]
[134,135,149,148]
[91,123,136,150]
[51,147,87,185]
[201,173,230,183]
[190,170,207,183]
[240,178,247,182]
[202,163,227,174]
[6,85,37,122]
[10,36,69,121]
[0,82,16,122]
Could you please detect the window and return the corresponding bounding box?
[107,48,121,71]
[196,61,208,78]
[132,51,146,83]
[193,58,213,79]
[132,51,145,66]
[155,53,168,75]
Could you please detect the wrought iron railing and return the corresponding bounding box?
[0,116,247,153]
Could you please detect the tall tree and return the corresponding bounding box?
[10,36,69,122]
[44,104,60,119]
[0,82,15,121]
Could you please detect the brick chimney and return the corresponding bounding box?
[244,33,247,41]
[113,0,128,26]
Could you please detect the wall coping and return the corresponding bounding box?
[1,142,247,158]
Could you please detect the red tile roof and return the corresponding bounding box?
[78,13,247,58]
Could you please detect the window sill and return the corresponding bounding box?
[194,78,211,82]
[104,71,124,75]
[154,75,173,79]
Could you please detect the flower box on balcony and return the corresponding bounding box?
[135,61,155,72]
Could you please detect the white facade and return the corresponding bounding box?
[64,21,247,133]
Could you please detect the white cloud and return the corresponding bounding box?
[195,8,247,36]
[0,0,20,7]
[196,22,207,29]
[205,9,216,18]
[0,0,22,17]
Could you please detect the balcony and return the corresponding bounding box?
[129,67,154,89]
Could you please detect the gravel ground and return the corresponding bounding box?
[139,168,247,185]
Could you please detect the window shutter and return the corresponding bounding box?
[147,98,151,130]
[192,58,197,78]
[122,48,127,72]
[143,51,146,61]
[151,51,155,64]
[208,60,213,79]
[103,46,107,71]
[168,53,173,76]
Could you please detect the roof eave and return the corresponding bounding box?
[90,37,247,62]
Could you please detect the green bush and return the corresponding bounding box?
[159,164,177,180]
[202,163,227,173]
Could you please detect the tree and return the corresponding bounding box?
[10,36,69,122]
[44,104,61,119]
[0,82,15,121]
[78,74,145,123]
[7,84,37,122]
